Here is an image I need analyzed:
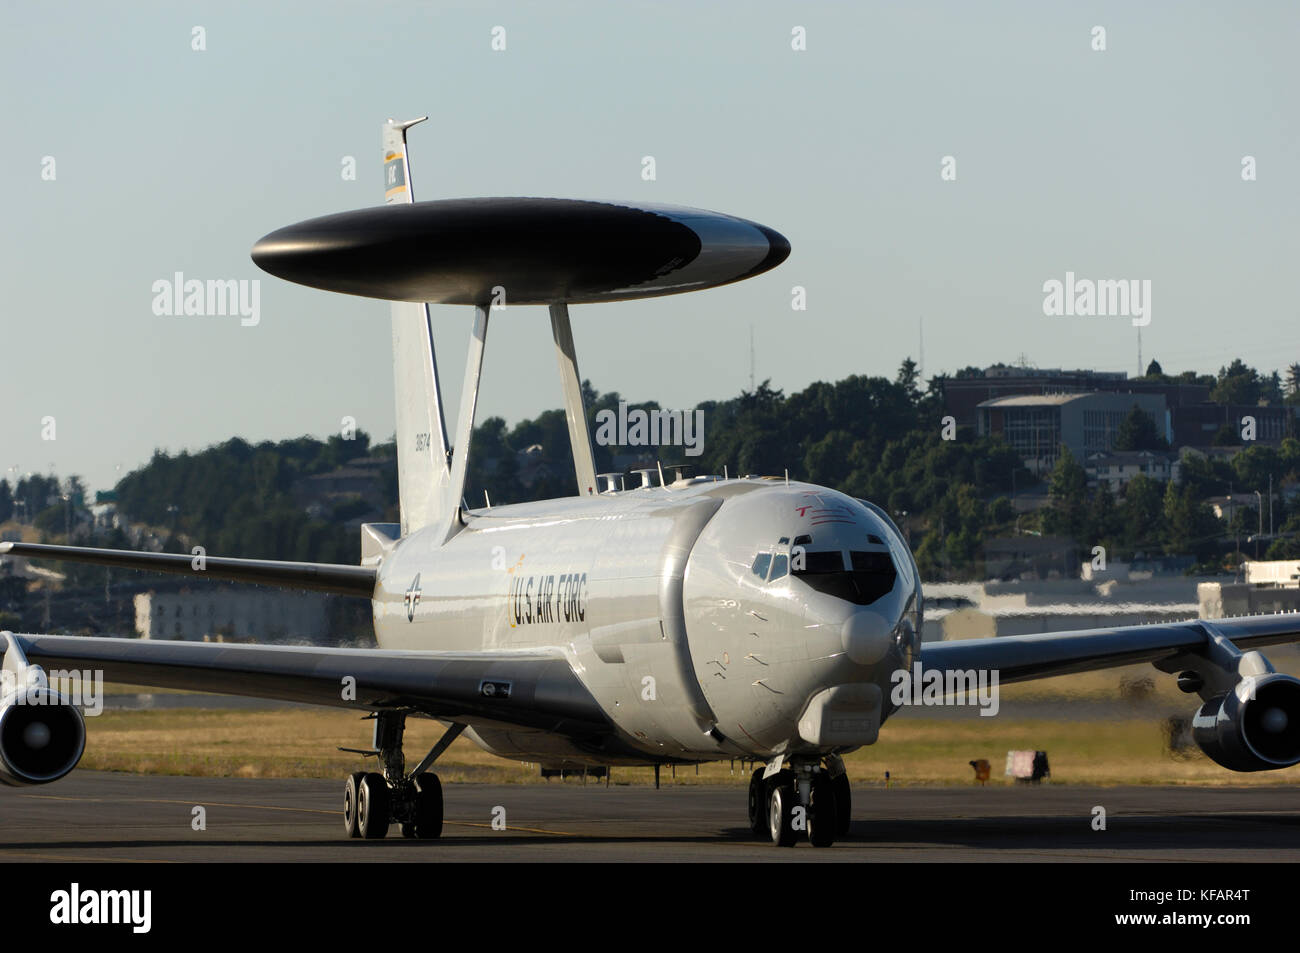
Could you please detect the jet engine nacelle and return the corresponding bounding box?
[0,665,86,786]
[1192,673,1300,772]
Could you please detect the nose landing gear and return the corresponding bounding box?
[750,755,851,847]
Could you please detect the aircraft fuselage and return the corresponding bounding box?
[371,477,922,766]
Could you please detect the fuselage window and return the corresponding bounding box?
[751,553,772,580]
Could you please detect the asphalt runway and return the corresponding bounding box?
[3,772,1300,861]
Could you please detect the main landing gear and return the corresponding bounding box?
[341,713,464,841]
[747,754,851,848]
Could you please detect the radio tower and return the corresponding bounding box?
[919,316,925,381]
[749,325,755,391]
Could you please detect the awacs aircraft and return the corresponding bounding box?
[3,118,1300,848]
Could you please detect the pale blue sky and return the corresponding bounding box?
[2,0,1297,493]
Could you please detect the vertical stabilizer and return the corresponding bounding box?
[384,118,452,536]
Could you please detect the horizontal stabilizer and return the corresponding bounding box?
[0,541,376,598]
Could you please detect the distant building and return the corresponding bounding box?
[291,456,391,523]
[976,392,1168,474]
[1173,401,1290,447]
[1199,561,1300,618]
[983,535,1080,580]
[1204,495,1256,521]
[943,366,1204,431]
[134,587,327,642]
[1085,450,1180,491]
[1244,560,1300,587]
[515,444,557,488]
[943,364,1295,449]
[88,490,121,531]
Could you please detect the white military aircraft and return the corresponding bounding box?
[3,118,1300,848]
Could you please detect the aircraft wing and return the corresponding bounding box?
[0,541,376,597]
[1,632,608,734]
[919,613,1300,683]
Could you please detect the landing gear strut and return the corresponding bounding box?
[752,755,850,848]
[341,713,462,841]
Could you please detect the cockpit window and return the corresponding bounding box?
[792,549,897,605]
[849,551,898,603]
[769,553,788,581]
[795,550,845,574]
[751,553,771,580]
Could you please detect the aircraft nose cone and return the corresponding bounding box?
[841,610,892,665]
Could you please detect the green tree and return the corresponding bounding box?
[1285,364,1300,405]
[895,357,922,406]
[1083,483,1122,554]
[1042,447,1088,540]
[1211,424,1241,447]
[1120,474,1165,556]
[1113,404,1167,451]
[1210,359,1263,406]
[1162,482,1220,559]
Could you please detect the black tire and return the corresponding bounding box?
[807,773,837,848]
[768,779,797,847]
[832,771,852,837]
[358,772,391,840]
[747,768,767,836]
[413,773,443,840]
[343,771,366,838]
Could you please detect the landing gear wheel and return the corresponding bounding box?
[807,773,838,848]
[358,772,391,840]
[768,778,797,847]
[747,769,767,836]
[343,771,366,838]
[831,770,852,837]
[412,773,444,839]
[400,823,416,838]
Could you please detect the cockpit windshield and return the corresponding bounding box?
[791,548,897,606]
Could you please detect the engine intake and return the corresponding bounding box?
[0,690,86,786]
[1192,673,1300,772]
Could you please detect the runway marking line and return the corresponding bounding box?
[0,850,170,863]
[18,793,578,837]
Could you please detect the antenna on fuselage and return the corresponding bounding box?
[656,460,665,487]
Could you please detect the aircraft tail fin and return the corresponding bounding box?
[383,118,452,537]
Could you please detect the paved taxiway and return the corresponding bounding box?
[3,772,1299,861]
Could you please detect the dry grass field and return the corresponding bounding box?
[78,699,1300,787]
